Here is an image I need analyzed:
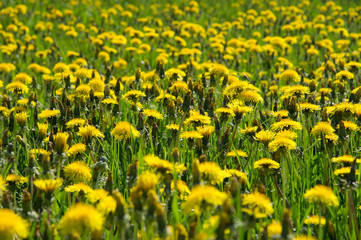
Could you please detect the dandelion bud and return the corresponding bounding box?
[287,97,298,116]
[2,191,12,209]
[159,63,165,79]
[175,224,188,240]
[106,171,113,194]
[203,94,211,111]
[54,132,69,154]
[104,84,110,98]
[137,112,144,130]
[208,102,215,118]
[22,190,32,215]
[2,94,10,107]
[2,129,9,147]
[113,190,126,221]
[337,82,345,95]
[201,73,207,87]
[199,154,206,163]
[127,160,138,189]
[16,135,25,147]
[321,108,328,121]
[327,221,336,240]
[191,159,201,186]
[230,177,239,198]
[115,77,121,95]
[187,79,193,92]
[281,209,292,239]
[38,123,48,140]
[338,59,345,70]
[172,148,179,162]
[182,91,192,114]
[219,126,231,151]
[156,205,166,238]
[8,112,15,133]
[167,100,175,117]
[135,67,141,82]
[210,72,216,86]
[309,80,317,92]
[222,74,228,87]
[105,67,112,83]
[64,75,71,89]
[89,89,94,102]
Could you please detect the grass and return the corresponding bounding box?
[0,0,361,239]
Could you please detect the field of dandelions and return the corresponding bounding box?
[1,0,361,239]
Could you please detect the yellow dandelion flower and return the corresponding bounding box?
[14,73,32,84]
[58,203,104,236]
[279,69,300,82]
[254,158,280,170]
[6,81,29,94]
[144,154,185,174]
[66,118,87,128]
[38,109,61,119]
[102,98,118,105]
[272,110,289,118]
[215,107,235,117]
[15,111,27,127]
[225,169,247,184]
[34,179,63,193]
[196,125,215,138]
[184,113,211,127]
[65,183,93,193]
[331,155,361,164]
[272,119,302,131]
[283,85,310,99]
[74,68,91,79]
[53,63,69,73]
[171,180,191,200]
[226,150,248,157]
[134,171,159,192]
[180,131,203,139]
[198,161,230,185]
[0,209,29,240]
[228,104,253,119]
[304,185,339,207]
[311,122,335,137]
[111,121,140,140]
[122,90,146,102]
[77,125,105,141]
[304,215,326,225]
[242,191,274,218]
[335,70,354,80]
[209,64,229,77]
[182,185,227,214]
[170,81,189,94]
[268,137,297,152]
[300,103,321,113]
[254,130,276,145]
[67,143,87,157]
[240,125,258,135]
[275,129,298,140]
[337,121,358,131]
[239,90,264,104]
[54,132,69,154]
[166,124,180,132]
[5,174,28,184]
[143,109,163,120]
[63,161,92,183]
[38,123,48,139]
[267,221,282,238]
[334,167,359,177]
